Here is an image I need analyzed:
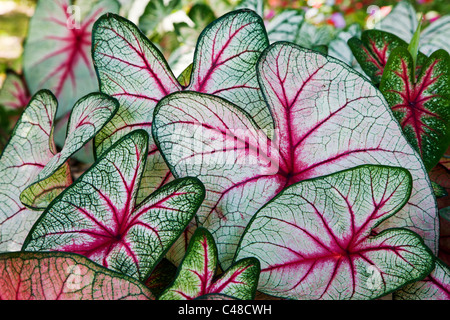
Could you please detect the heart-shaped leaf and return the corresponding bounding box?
[348,30,427,85]
[0,71,30,111]
[159,227,259,300]
[265,9,305,44]
[0,252,154,300]
[235,165,434,300]
[23,130,205,281]
[0,90,70,252]
[23,0,119,118]
[92,9,270,202]
[20,92,119,209]
[375,1,450,56]
[380,48,450,171]
[153,42,438,268]
[394,258,450,300]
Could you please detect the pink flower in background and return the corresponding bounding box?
[327,12,346,28]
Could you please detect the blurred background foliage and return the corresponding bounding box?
[0,0,449,149]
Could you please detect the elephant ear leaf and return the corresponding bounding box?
[374,0,450,56]
[159,227,259,300]
[0,71,30,111]
[235,165,434,300]
[23,130,205,282]
[394,259,450,300]
[153,42,438,268]
[23,0,119,118]
[0,90,71,252]
[92,10,270,202]
[380,48,450,171]
[20,93,119,209]
[348,29,427,85]
[0,252,154,300]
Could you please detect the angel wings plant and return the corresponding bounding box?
[0,3,449,300]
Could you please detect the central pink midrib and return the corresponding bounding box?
[193,22,253,93]
[390,58,441,153]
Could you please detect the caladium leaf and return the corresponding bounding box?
[159,227,259,300]
[265,9,305,44]
[23,0,119,119]
[0,252,154,300]
[20,93,119,209]
[235,165,434,300]
[0,90,71,252]
[92,9,270,202]
[374,1,418,44]
[295,21,335,52]
[144,258,177,296]
[23,130,205,282]
[138,0,181,37]
[348,30,427,85]
[153,42,438,268]
[328,24,364,75]
[0,71,30,111]
[237,0,305,46]
[375,1,450,56]
[165,219,197,266]
[394,259,450,300]
[380,48,450,172]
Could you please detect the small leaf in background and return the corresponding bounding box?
[159,227,259,300]
[348,30,427,85]
[235,165,434,300]
[20,93,119,209]
[375,0,450,56]
[153,42,438,268]
[0,71,30,111]
[138,0,181,37]
[23,130,205,282]
[265,9,305,44]
[394,259,450,300]
[92,10,270,203]
[23,0,119,119]
[0,90,70,252]
[328,23,365,75]
[0,252,154,300]
[380,48,450,172]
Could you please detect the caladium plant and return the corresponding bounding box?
[23,0,120,119]
[348,29,427,85]
[20,92,119,209]
[0,89,118,252]
[327,23,364,75]
[394,258,450,300]
[0,90,70,252]
[0,252,154,300]
[379,47,450,172]
[92,9,271,204]
[374,0,450,56]
[22,130,205,282]
[235,165,434,300]
[0,71,31,111]
[237,0,334,52]
[152,41,438,268]
[159,227,260,300]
